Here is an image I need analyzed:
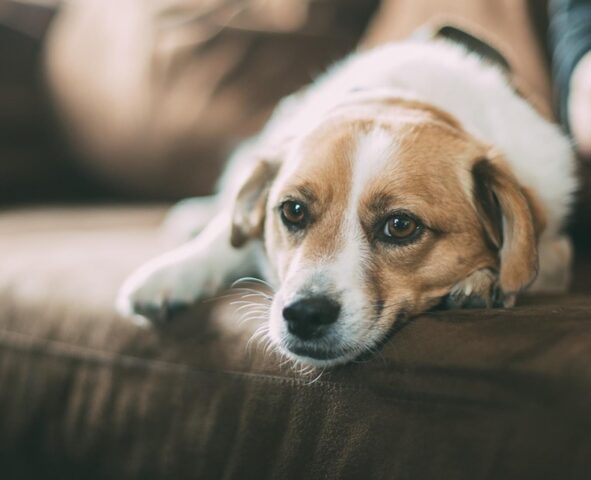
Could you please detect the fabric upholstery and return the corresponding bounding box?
[1,206,591,479]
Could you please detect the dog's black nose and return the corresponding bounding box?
[282,296,341,340]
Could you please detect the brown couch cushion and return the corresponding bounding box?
[1,206,591,479]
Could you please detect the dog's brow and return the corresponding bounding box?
[294,184,318,203]
[366,192,398,215]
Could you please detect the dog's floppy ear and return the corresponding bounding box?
[231,159,280,248]
[472,153,543,303]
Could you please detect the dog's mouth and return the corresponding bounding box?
[281,338,367,366]
[285,343,346,361]
[279,310,412,366]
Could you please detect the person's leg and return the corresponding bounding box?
[45,0,376,199]
[361,0,555,119]
[549,0,591,158]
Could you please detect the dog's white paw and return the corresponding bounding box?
[116,256,221,325]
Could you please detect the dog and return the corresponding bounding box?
[116,39,577,367]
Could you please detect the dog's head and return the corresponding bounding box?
[230,98,542,366]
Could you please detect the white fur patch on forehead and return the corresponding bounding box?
[329,128,397,296]
[351,127,398,199]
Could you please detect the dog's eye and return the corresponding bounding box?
[382,213,421,242]
[280,200,307,228]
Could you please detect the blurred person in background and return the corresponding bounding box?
[43,0,378,199]
[14,0,590,201]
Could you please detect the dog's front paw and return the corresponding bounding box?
[445,269,505,309]
[116,265,192,325]
[116,258,219,325]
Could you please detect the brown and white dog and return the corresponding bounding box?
[116,40,577,367]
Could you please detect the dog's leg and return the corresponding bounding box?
[160,195,219,245]
[116,211,258,324]
[445,268,504,309]
[444,234,573,310]
[529,234,572,293]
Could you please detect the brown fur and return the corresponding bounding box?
[231,160,279,248]
[471,154,539,295]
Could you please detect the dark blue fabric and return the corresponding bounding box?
[549,0,591,130]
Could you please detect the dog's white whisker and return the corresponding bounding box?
[230,300,271,310]
[229,287,271,296]
[232,277,275,290]
[235,292,272,301]
[258,333,280,362]
[203,286,272,304]
[228,288,273,300]
[237,317,257,327]
[245,324,270,352]
[237,308,270,319]
[247,325,267,347]
[300,364,315,377]
[279,356,293,369]
[236,309,263,320]
[239,306,269,317]
[233,302,269,314]
[304,367,326,385]
[237,313,269,327]
[262,339,276,359]
[272,341,287,361]
[229,299,264,307]
[234,303,270,321]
